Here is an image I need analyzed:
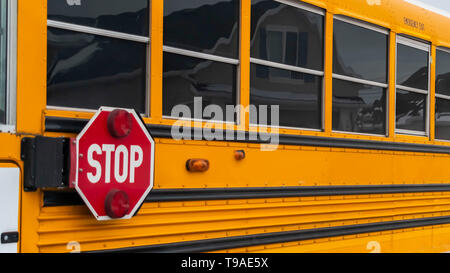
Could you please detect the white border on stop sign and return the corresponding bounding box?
[74,106,155,221]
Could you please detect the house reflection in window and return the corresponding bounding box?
[333,79,386,135]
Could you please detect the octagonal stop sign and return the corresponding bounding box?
[72,107,155,220]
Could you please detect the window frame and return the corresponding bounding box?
[249,0,325,132]
[0,0,17,133]
[395,35,431,136]
[331,15,390,137]
[161,0,241,125]
[45,3,152,117]
[434,46,450,142]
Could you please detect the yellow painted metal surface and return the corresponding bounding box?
[152,140,450,189]
[37,192,450,252]
[3,0,450,252]
[217,224,450,253]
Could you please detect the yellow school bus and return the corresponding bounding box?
[4,0,450,253]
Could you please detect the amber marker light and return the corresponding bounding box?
[186,159,210,172]
[107,109,133,138]
[234,150,246,161]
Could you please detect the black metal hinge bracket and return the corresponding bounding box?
[21,136,71,192]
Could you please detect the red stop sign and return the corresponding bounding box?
[73,107,155,220]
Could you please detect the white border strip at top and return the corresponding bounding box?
[47,20,150,43]
[397,35,430,52]
[274,0,325,16]
[334,15,389,35]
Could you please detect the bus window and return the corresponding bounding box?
[0,0,14,131]
[46,0,150,114]
[0,0,7,124]
[162,0,239,121]
[47,0,149,37]
[395,37,430,135]
[435,48,450,140]
[249,0,324,129]
[333,79,386,135]
[332,17,388,135]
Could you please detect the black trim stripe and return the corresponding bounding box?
[90,215,450,253]
[45,116,450,154]
[45,117,88,133]
[44,184,450,207]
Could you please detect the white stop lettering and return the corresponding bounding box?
[86,144,143,184]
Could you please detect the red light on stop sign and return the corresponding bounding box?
[107,109,133,138]
[104,189,130,219]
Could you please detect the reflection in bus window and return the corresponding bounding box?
[48,0,149,36]
[163,0,240,121]
[395,38,429,134]
[397,43,429,91]
[250,0,323,71]
[332,79,386,135]
[436,50,450,97]
[436,98,450,140]
[47,28,147,112]
[163,52,236,118]
[436,49,450,140]
[396,89,426,132]
[332,18,388,135]
[333,19,388,83]
[250,63,322,129]
[46,1,150,113]
[163,0,239,59]
[250,0,324,129]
